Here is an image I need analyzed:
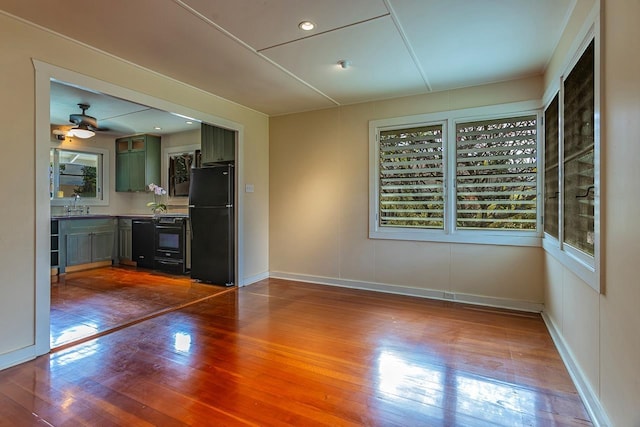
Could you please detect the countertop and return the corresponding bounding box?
[52,214,153,220]
[51,214,114,220]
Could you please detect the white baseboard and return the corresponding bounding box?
[541,312,611,427]
[240,271,269,287]
[0,345,36,371]
[269,271,544,313]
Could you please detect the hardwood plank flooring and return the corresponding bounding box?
[50,266,228,349]
[1,275,591,426]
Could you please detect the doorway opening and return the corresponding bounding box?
[35,61,244,355]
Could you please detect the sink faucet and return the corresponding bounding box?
[66,194,84,215]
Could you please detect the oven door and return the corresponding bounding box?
[154,224,184,261]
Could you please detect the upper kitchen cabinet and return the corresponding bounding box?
[116,134,161,192]
[201,123,235,165]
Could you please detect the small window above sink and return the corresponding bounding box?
[50,145,110,206]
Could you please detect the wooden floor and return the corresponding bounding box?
[1,272,591,426]
[50,267,228,349]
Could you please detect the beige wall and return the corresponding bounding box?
[599,2,640,423]
[3,1,639,423]
[542,0,640,425]
[270,76,545,307]
[0,13,269,358]
[544,0,597,91]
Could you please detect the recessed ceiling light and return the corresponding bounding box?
[186,121,193,125]
[337,59,351,69]
[154,126,162,130]
[298,21,315,31]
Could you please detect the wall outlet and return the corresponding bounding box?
[245,184,254,193]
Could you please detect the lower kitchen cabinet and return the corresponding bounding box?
[59,217,116,272]
[66,233,92,266]
[92,231,116,262]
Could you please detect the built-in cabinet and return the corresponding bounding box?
[66,232,113,265]
[201,123,234,164]
[58,217,116,272]
[115,134,161,192]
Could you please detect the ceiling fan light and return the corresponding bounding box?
[68,124,95,139]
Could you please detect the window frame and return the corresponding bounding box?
[50,143,110,207]
[369,100,542,247]
[377,120,447,232]
[542,25,601,292]
[454,113,540,235]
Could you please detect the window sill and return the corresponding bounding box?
[370,229,542,247]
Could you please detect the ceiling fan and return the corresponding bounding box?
[67,103,108,138]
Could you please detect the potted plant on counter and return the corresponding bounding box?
[147,183,167,214]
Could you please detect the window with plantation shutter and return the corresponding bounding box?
[563,40,595,256]
[378,125,444,229]
[455,116,538,230]
[541,33,599,292]
[544,95,560,239]
[370,101,541,246]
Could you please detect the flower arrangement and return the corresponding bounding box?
[147,183,167,213]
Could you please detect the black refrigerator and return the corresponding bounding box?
[189,165,234,286]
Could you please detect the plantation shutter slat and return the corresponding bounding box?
[379,124,444,229]
[456,181,536,189]
[455,115,538,230]
[457,152,536,163]
[455,200,536,206]
[381,167,442,176]
[381,158,444,168]
[457,163,535,172]
[381,141,442,152]
[457,135,536,148]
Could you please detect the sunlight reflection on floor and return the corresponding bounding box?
[376,349,536,424]
[50,322,100,348]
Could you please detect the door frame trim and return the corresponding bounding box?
[34,59,244,355]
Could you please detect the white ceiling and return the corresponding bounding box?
[2,0,575,131]
[49,81,201,136]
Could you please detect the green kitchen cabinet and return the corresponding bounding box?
[115,134,161,192]
[201,123,234,164]
[92,231,116,262]
[66,233,93,266]
[65,231,115,266]
[59,217,116,271]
